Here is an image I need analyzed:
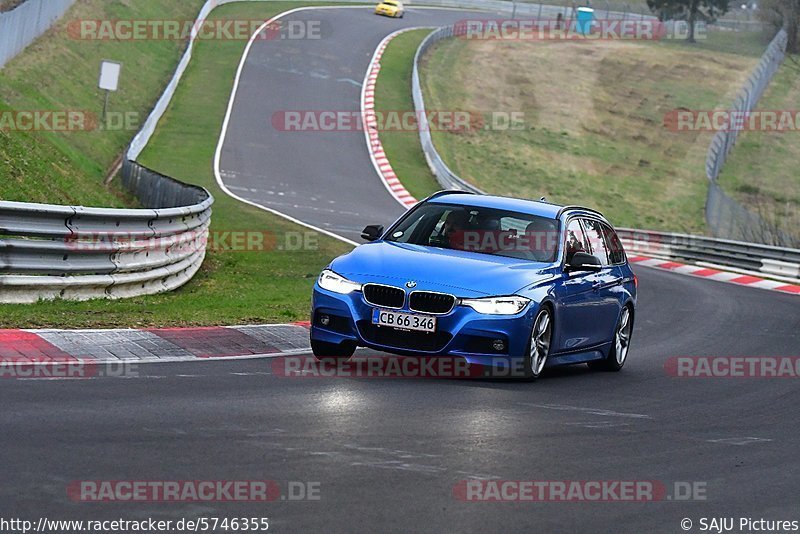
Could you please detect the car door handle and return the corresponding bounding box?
[593,278,623,291]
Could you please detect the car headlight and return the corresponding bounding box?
[460,296,530,315]
[318,269,362,294]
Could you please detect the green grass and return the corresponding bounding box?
[0,0,207,206]
[414,34,762,232]
[657,27,774,57]
[374,29,441,199]
[715,59,800,240]
[0,1,351,328]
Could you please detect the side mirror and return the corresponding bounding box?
[361,224,384,242]
[566,251,602,273]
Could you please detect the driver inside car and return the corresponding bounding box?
[431,209,469,250]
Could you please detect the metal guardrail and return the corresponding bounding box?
[412,0,657,20]
[0,0,239,303]
[617,228,800,282]
[412,24,800,281]
[3,0,371,305]
[413,26,485,194]
[0,162,212,303]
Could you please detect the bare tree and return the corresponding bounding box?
[759,0,799,53]
[647,0,730,42]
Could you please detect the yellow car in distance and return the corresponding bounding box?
[375,0,404,18]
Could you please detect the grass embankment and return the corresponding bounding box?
[0,2,350,328]
[715,60,800,241]
[388,31,766,233]
[0,0,206,206]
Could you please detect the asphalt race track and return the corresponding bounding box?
[217,7,496,242]
[2,7,799,533]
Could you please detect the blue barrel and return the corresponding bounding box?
[576,7,594,35]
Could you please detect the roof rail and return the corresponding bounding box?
[423,189,478,201]
[556,205,606,219]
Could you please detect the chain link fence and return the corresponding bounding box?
[703,29,797,248]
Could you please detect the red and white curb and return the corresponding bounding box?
[0,323,312,366]
[628,256,800,295]
[362,29,427,209]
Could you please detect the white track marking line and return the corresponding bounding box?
[521,403,652,419]
[213,6,375,248]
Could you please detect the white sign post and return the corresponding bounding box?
[98,60,121,122]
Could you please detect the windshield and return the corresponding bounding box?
[385,203,560,262]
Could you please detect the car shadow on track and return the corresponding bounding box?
[273,350,611,389]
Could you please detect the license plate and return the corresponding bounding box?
[372,308,437,333]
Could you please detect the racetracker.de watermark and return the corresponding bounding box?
[664,109,800,132]
[67,480,320,502]
[64,230,319,253]
[66,19,322,41]
[0,362,138,379]
[275,356,474,379]
[0,110,140,132]
[665,356,800,378]
[274,356,551,379]
[453,480,707,502]
[272,110,525,132]
[453,19,705,41]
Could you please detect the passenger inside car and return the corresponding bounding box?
[525,219,559,262]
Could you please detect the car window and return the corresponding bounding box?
[385,203,559,262]
[428,208,467,248]
[583,218,610,266]
[564,218,589,264]
[603,224,626,264]
[388,211,426,243]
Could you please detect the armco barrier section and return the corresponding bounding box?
[0,162,212,304]
[412,25,484,194]
[3,0,373,305]
[0,0,248,303]
[617,228,800,282]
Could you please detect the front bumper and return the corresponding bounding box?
[311,284,537,369]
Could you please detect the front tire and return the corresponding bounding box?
[588,305,633,372]
[311,339,356,362]
[524,307,552,379]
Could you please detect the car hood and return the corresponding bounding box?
[329,241,556,297]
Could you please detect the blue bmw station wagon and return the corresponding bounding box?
[311,191,637,378]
